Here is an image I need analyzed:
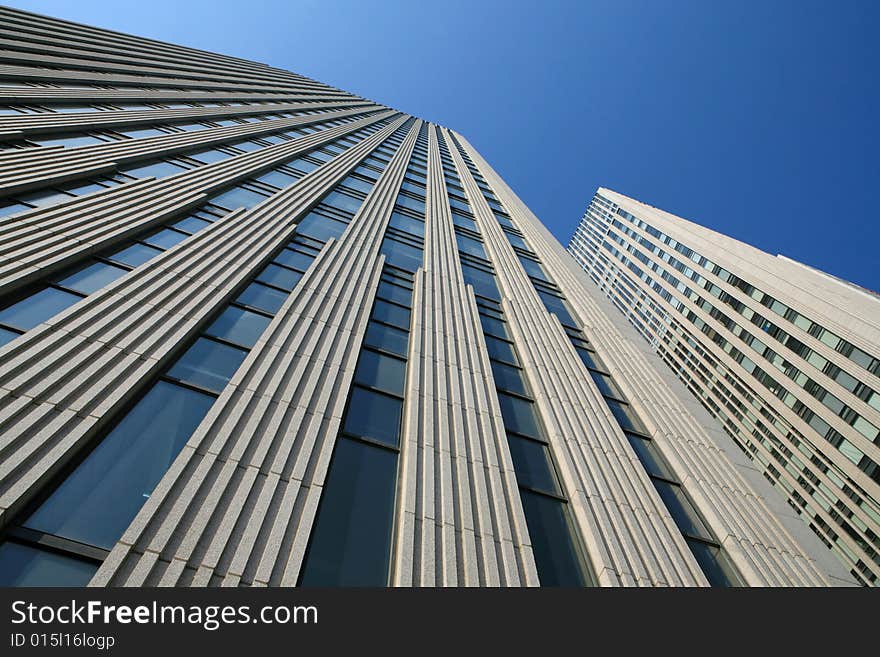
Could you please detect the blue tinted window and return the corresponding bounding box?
[142,228,188,250]
[296,212,348,243]
[273,248,314,272]
[498,392,541,439]
[254,169,299,188]
[376,281,411,307]
[395,193,425,215]
[491,360,528,396]
[484,335,517,365]
[172,216,213,234]
[257,263,303,291]
[108,242,163,267]
[0,326,19,348]
[299,437,398,586]
[321,190,362,215]
[461,264,500,300]
[120,160,186,179]
[606,399,648,435]
[0,542,98,587]
[35,134,104,149]
[343,386,403,447]
[354,349,406,396]
[236,282,287,314]
[189,149,231,164]
[520,491,590,586]
[456,233,488,260]
[381,237,422,272]
[507,435,559,496]
[23,381,214,549]
[205,306,271,349]
[166,337,248,393]
[210,186,269,210]
[364,321,409,357]
[388,211,425,238]
[288,158,319,174]
[56,261,128,295]
[372,300,410,329]
[0,287,81,331]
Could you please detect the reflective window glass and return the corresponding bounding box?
[0,287,81,331]
[205,306,271,349]
[0,542,98,587]
[56,261,128,295]
[166,337,248,393]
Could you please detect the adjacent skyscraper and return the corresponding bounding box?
[568,187,879,585]
[0,7,854,586]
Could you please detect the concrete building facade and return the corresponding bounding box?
[568,187,879,585]
[0,7,854,586]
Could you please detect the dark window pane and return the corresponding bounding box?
[575,346,605,371]
[518,255,549,281]
[625,433,674,480]
[300,437,398,586]
[395,193,425,215]
[273,248,314,272]
[388,211,425,238]
[256,263,303,291]
[485,335,518,366]
[354,349,406,396]
[498,392,542,439]
[606,399,648,434]
[505,232,530,250]
[376,281,412,307]
[166,337,248,393]
[0,287,81,331]
[652,480,713,541]
[0,326,19,347]
[364,321,409,357]
[508,434,559,495]
[142,228,188,250]
[235,281,287,314]
[381,237,423,272]
[0,542,97,587]
[56,261,128,295]
[451,211,478,232]
[23,381,214,549]
[343,386,403,447]
[589,370,623,400]
[520,491,590,587]
[372,299,410,330]
[456,233,487,259]
[205,306,271,349]
[321,190,362,215]
[171,215,213,234]
[296,212,348,243]
[461,264,500,300]
[107,242,164,268]
[537,290,578,327]
[210,186,269,210]
[685,538,742,587]
[491,360,528,396]
[479,313,508,339]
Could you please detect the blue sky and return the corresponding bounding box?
[8,0,879,290]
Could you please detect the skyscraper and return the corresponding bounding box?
[0,7,854,587]
[568,187,879,586]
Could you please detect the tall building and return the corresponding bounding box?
[568,187,880,586]
[0,7,854,587]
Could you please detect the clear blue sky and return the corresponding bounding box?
[8,0,880,290]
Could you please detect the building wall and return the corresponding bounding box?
[0,6,855,586]
[568,187,879,585]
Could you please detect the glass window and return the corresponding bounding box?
[188,148,231,164]
[171,215,213,234]
[299,437,398,586]
[364,321,409,357]
[508,435,559,495]
[0,326,19,348]
[0,542,98,587]
[343,386,403,447]
[273,248,314,272]
[16,188,75,208]
[685,538,742,587]
[462,264,500,300]
[288,157,319,174]
[236,281,288,314]
[166,337,248,393]
[119,160,186,180]
[485,335,518,366]
[388,211,425,238]
[0,201,31,218]
[254,169,299,188]
[210,186,269,211]
[321,190,362,215]
[56,261,128,295]
[575,346,605,372]
[354,349,406,396]
[456,233,487,259]
[505,232,530,251]
[395,193,425,215]
[256,263,303,291]
[376,281,412,307]
[106,242,163,268]
[518,255,549,281]
[340,176,373,195]
[519,491,590,587]
[380,237,422,272]
[589,370,623,400]
[296,212,348,243]
[372,299,410,329]
[606,399,648,435]
[205,306,271,349]
[652,480,712,540]
[142,228,188,250]
[231,140,262,152]
[625,433,674,480]
[34,134,104,149]
[491,360,528,396]
[0,287,81,331]
[120,127,167,139]
[537,290,578,327]
[451,211,478,232]
[24,381,214,549]
[498,392,542,439]
[479,313,508,339]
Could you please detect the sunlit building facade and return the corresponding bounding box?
[0,7,854,586]
[568,187,879,585]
